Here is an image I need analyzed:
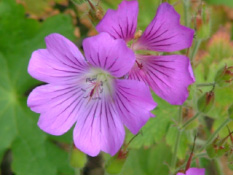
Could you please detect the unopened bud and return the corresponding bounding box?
[88,0,104,25]
[215,65,233,87]
[105,148,128,174]
[197,91,215,113]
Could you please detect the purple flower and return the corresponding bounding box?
[177,168,205,175]
[27,33,156,156]
[96,1,195,105]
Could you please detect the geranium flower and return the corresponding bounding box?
[27,33,156,156]
[96,1,195,105]
[177,168,205,175]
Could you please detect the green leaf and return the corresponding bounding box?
[0,149,6,166]
[228,104,233,119]
[0,0,75,174]
[206,142,230,158]
[45,142,74,174]
[70,147,87,169]
[126,94,178,149]
[199,157,222,175]
[121,143,172,175]
[165,125,189,159]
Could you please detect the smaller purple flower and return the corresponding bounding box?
[27,32,156,156]
[177,168,205,175]
[96,0,195,105]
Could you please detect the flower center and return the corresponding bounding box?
[81,68,113,101]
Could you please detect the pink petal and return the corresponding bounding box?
[177,173,185,175]
[28,33,88,84]
[73,97,125,157]
[133,3,194,52]
[96,0,138,41]
[114,79,157,134]
[27,84,82,135]
[129,55,195,105]
[83,33,135,77]
[186,168,205,175]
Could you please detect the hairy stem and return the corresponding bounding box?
[196,82,216,87]
[170,106,182,174]
[190,39,202,61]
[181,112,200,129]
[182,0,190,27]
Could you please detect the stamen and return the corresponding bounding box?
[136,60,143,69]
[84,77,105,102]
[134,30,143,39]
[82,69,112,102]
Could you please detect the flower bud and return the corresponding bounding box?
[70,146,87,168]
[105,148,128,174]
[87,0,104,25]
[197,91,215,113]
[215,65,233,87]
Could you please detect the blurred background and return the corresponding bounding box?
[1,0,233,175]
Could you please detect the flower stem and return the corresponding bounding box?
[199,118,231,152]
[196,82,216,87]
[182,0,190,27]
[181,112,200,129]
[190,39,202,61]
[171,130,182,173]
[175,152,207,172]
[171,111,200,174]
[170,106,182,174]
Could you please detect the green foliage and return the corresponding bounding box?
[106,155,127,174]
[0,0,75,174]
[206,142,230,158]
[121,143,172,175]
[125,94,178,149]
[205,0,233,7]
[228,153,233,170]
[165,125,189,160]
[197,91,215,114]
[70,147,87,168]
[228,104,233,120]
